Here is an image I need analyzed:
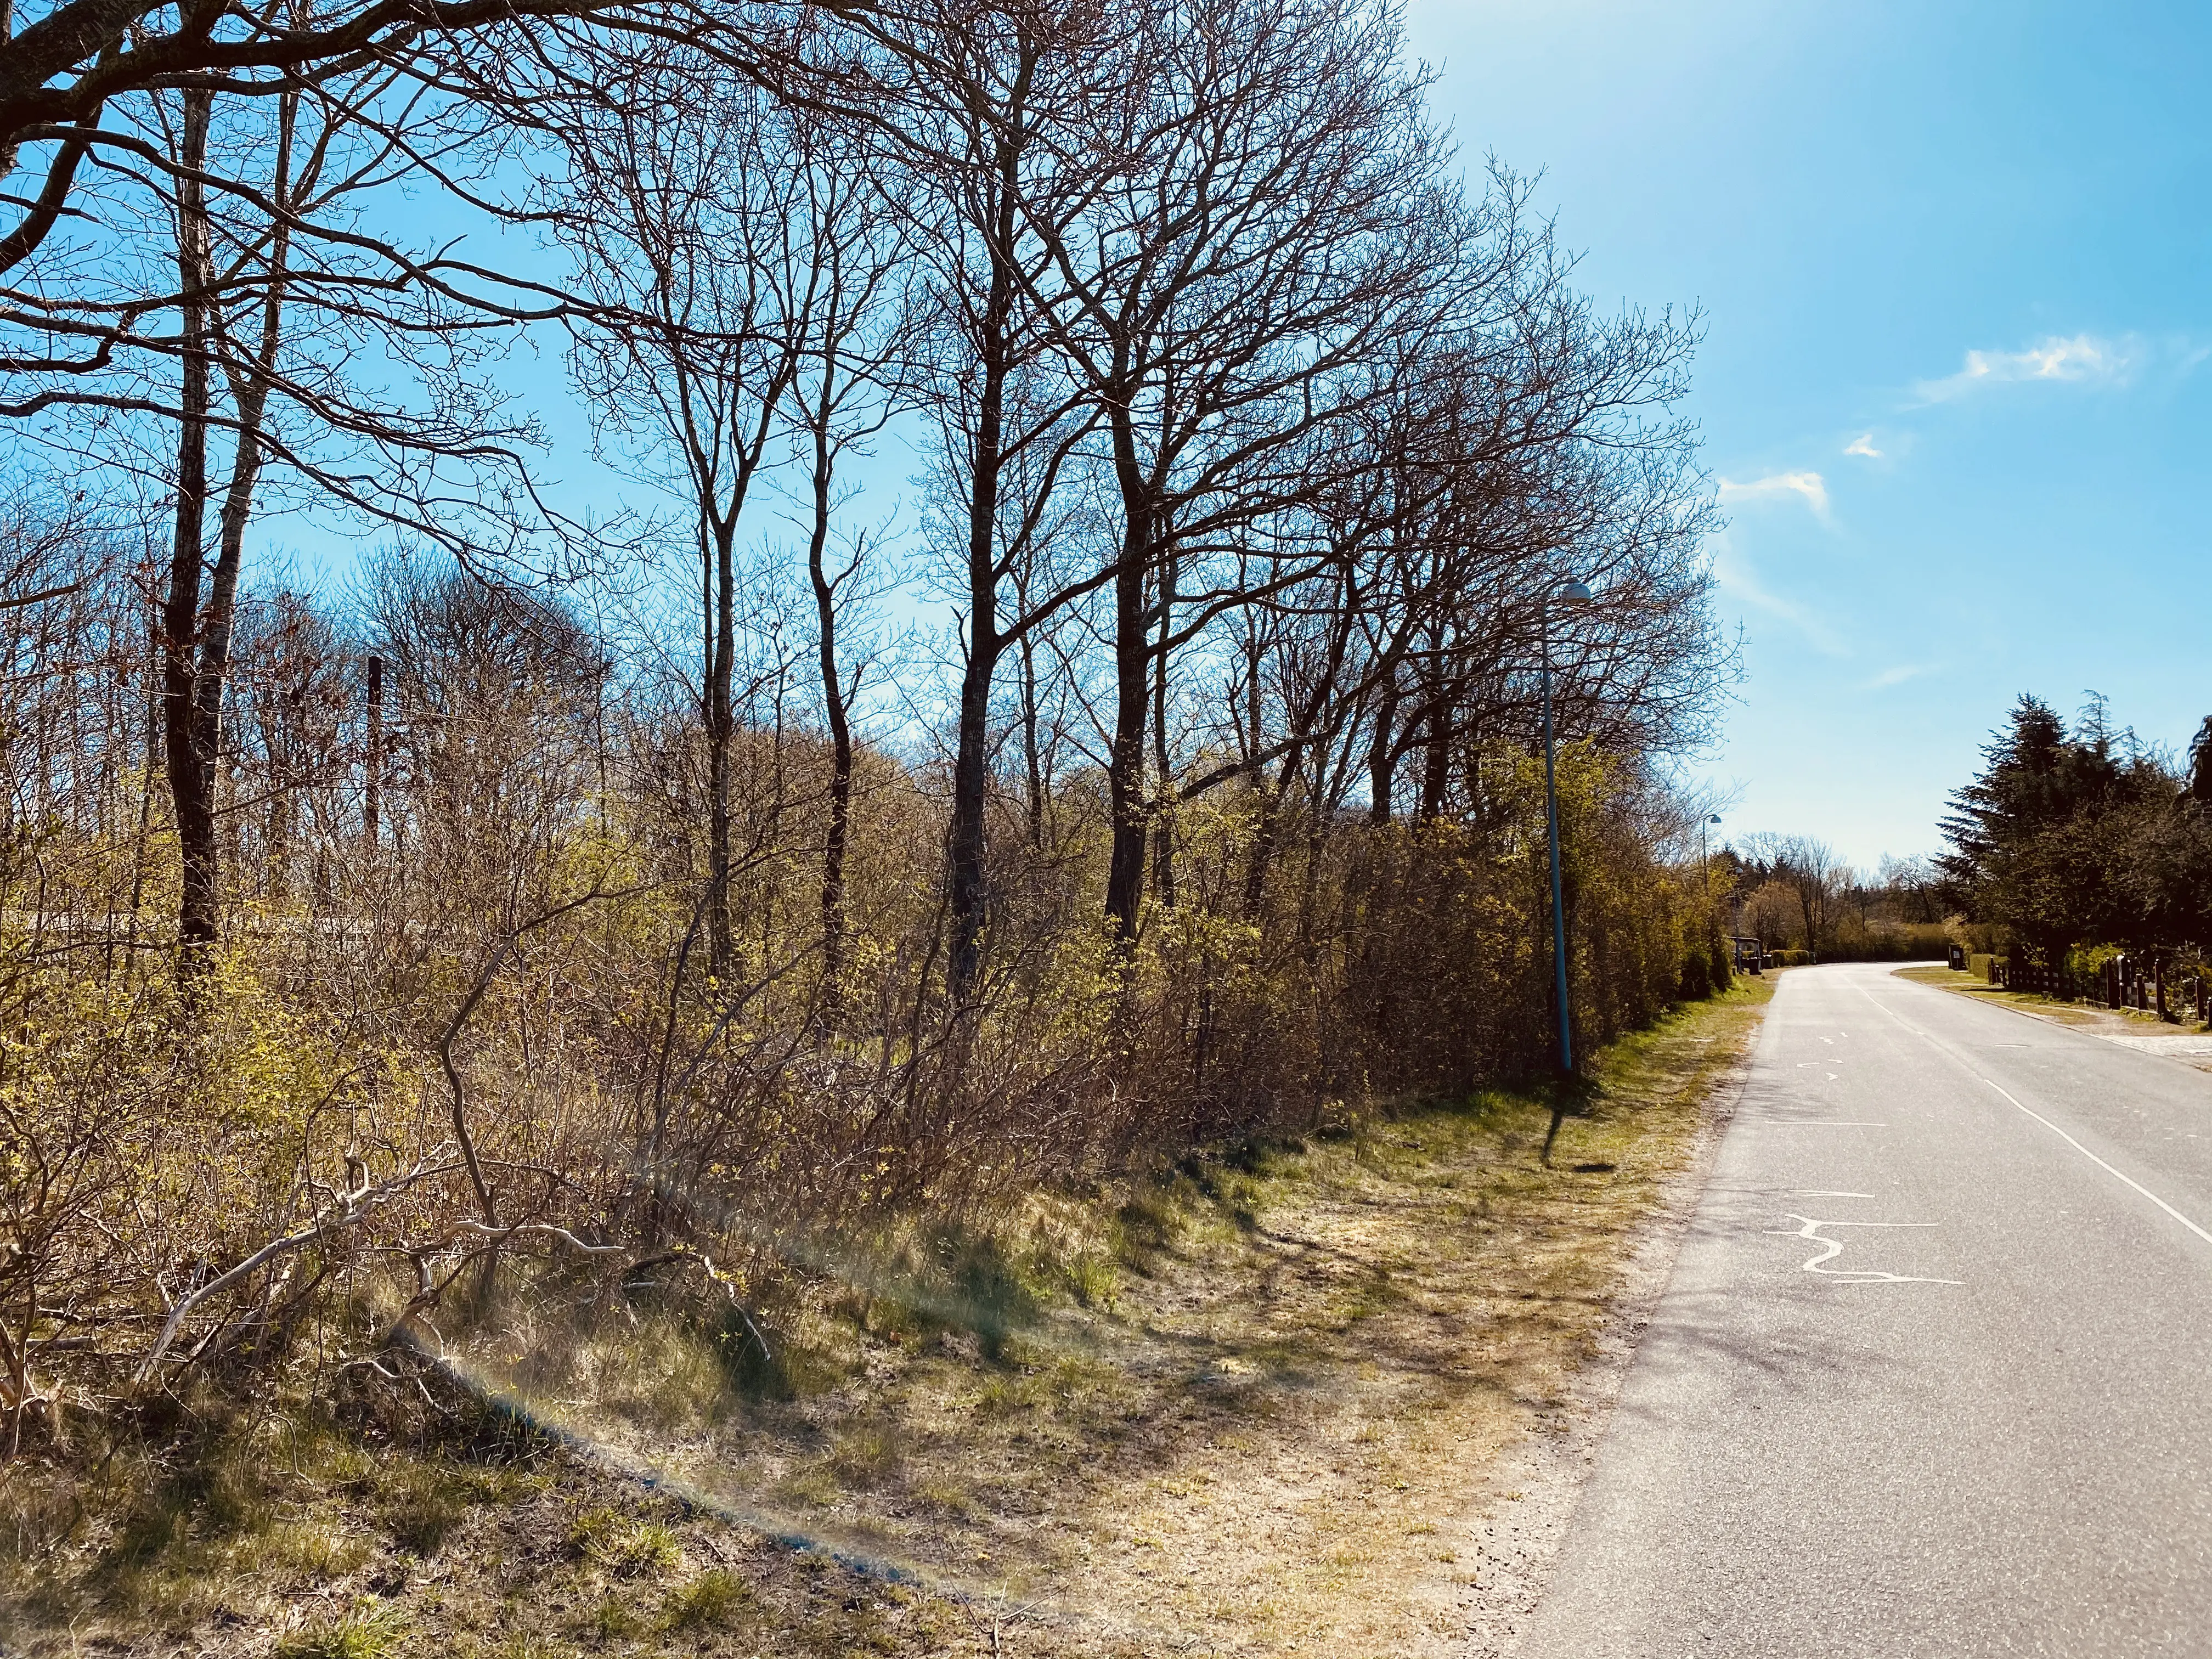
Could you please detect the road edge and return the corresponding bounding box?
[1454,994,1771,1658]
[1893,966,2212,1072]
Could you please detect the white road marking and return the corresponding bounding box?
[1863,979,2212,1252]
[1819,1036,1835,1046]
[1785,1190,1876,1198]
[1976,1077,2212,1250]
[1767,1215,1964,1285]
[1825,1073,1839,1080]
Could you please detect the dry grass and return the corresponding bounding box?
[1,977,1771,1658]
[1894,964,2202,1029]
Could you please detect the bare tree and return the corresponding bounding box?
[0,0,848,280]
[556,63,827,979]
[5,35,558,971]
[1011,0,1460,942]
[881,0,1116,998]
[1744,832,1843,957]
[777,125,911,1007]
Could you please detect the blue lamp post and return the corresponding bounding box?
[1541,580,1592,1073]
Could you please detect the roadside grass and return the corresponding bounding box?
[1894,964,2194,1029]
[2,975,1772,1658]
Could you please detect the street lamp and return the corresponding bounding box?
[1540,579,1591,1074]
[1702,811,1723,973]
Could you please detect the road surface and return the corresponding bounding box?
[1517,961,2212,1658]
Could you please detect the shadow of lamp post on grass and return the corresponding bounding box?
[1541,578,1592,1166]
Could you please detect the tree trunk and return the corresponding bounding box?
[704,516,737,980]
[198,142,289,909]
[1366,682,1399,827]
[806,380,853,1015]
[162,86,217,974]
[944,171,1018,1003]
[363,652,382,849]
[1242,747,1306,919]
[161,85,295,978]
[1017,611,1045,850]
[1419,703,1452,820]
[1148,538,1176,909]
[1102,461,1152,946]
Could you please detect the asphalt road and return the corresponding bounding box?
[1517,962,2212,1658]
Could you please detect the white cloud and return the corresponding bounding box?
[1709,533,1849,658]
[1717,470,1830,518]
[1863,663,1936,690]
[1843,433,1881,459]
[1914,332,2137,403]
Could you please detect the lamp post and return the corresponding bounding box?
[1702,811,1722,953]
[1540,580,1591,1074]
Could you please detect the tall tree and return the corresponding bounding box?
[1939,695,2158,958]
[883,0,1113,999]
[1015,0,1456,941]
[557,65,822,979]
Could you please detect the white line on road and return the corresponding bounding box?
[1976,1076,2212,1250]
[1861,980,2212,1253]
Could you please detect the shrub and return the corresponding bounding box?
[1707,938,1733,992]
[1678,947,1711,1001]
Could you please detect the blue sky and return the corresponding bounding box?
[1405,0,2212,870]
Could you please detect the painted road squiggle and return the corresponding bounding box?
[1765,1214,1964,1285]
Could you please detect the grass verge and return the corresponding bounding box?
[1893,964,2200,1029]
[2,975,1773,1658]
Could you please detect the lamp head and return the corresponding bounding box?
[1559,580,1593,606]
[1708,814,1722,825]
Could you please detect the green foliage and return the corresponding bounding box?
[827,1419,905,1487]
[658,1566,751,1631]
[1940,693,2212,958]
[607,1521,680,1578]
[932,1227,1039,1362]
[374,1464,471,1556]
[274,1599,409,1659]
[1678,946,1711,1001]
[712,1305,795,1402]
[585,1594,644,1640]
[562,1505,623,1560]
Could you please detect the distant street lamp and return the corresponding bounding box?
[1703,811,1723,947]
[1540,579,1591,1074]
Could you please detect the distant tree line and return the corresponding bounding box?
[1706,834,1947,963]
